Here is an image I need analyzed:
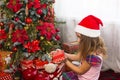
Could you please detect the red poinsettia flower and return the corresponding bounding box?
[36,22,56,40]
[24,40,40,53]
[7,0,23,12]
[0,29,7,40]
[40,4,47,9]
[34,0,41,9]
[12,29,29,44]
[28,0,41,9]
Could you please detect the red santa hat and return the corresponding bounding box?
[74,15,103,37]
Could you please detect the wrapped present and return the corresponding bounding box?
[21,60,34,70]
[62,41,79,53]
[34,59,48,69]
[22,63,64,80]
[0,72,13,80]
[22,68,38,80]
[34,72,50,80]
[51,49,65,63]
[0,51,12,71]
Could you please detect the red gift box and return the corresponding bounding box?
[51,49,65,64]
[62,41,79,53]
[21,60,34,70]
[34,59,48,69]
[0,72,13,80]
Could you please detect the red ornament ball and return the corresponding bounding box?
[25,17,32,24]
[36,8,43,15]
[56,28,60,32]
[15,17,19,22]
[55,35,60,40]
[0,22,4,26]
[12,47,17,52]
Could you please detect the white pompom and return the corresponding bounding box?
[44,63,57,73]
[53,77,58,80]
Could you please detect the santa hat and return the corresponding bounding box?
[74,15,103,37]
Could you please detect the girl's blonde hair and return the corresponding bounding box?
[78,34,107,60]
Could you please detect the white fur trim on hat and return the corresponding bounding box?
[75,25,100,37]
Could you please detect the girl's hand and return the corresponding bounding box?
[50,49,66,64]
[64,52,68,58]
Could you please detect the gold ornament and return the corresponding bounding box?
[47,41,52,46]
[7,43,10,46]
[40,36,44,40]
[24,26,29,30]
[8,34,11,38]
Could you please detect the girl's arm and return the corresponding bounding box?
[65,59,91,75]
[65,52,81,61]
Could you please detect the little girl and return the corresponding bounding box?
[64,15,107,80]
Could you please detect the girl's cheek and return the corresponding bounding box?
[77,38,80,42]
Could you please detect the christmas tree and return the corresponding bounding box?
[0,0,61,73]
